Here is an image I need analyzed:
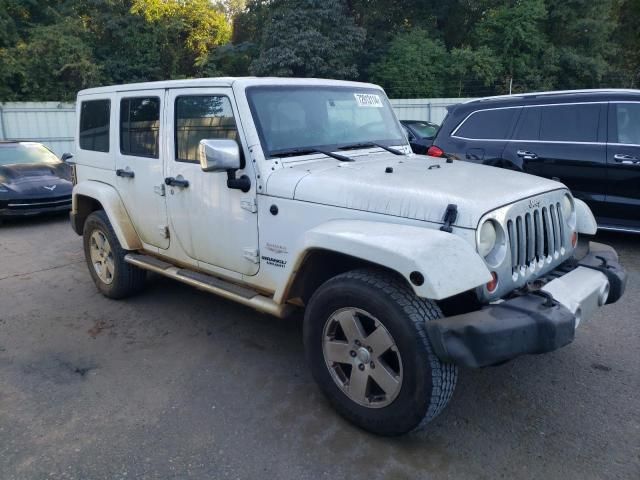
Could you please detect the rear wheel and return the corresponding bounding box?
[83,210,146,299]
[304,268,457,436]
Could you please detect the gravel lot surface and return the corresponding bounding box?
[1,214,639,479]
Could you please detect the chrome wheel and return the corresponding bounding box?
[322,307,403,408]
[89,230,114,285]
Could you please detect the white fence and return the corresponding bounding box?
[0,102,76,156]
[0,98,470,156]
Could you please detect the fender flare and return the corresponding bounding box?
[277,220,492,302]
[574,198,598,235]
[72,181,142,251]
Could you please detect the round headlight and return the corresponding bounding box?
[562,194,574,222]
[478,220,497,257]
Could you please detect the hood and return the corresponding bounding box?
[0,163,72,196]
[264,153,565,229]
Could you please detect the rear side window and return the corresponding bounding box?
[539,104,600,142]
[613,103,640,145]
[454,108,520,140]
[175,96,238,163]
[79,100,110,152]
[120,97,160,158]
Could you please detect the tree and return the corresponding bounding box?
[545,0,618,89]
[368,29,449,97]
[249,0,365,78]
[472,0,557,93]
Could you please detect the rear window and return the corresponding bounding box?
[539,104,600,142]
[79,99,110,152]
[614,103,640,145]
[454,108,520,140]
[120,97,160,158]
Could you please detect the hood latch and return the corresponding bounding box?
[440,204,458,233]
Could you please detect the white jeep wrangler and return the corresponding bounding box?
[68,78,626,435]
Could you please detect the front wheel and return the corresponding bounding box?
[82,210,146,299]
[303,269,457,436]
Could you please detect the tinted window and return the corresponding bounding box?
[539,104,600,142]
[79,100,110,152]
[614,103,640,145]
[513,107,541,140]
[175,96,237,163]
[454,108,520,139]
[120,97,160,158]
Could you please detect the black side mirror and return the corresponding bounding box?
[61,152,74,163]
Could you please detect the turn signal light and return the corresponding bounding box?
[427,145,445,157]
[571,231,578,248]
[486,272,498,293]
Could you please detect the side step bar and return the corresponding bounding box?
[124,253,293,318]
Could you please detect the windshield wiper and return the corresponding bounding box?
[338,142,406,156]
[270,148,354,162]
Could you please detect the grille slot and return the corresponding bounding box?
[507,202,566,274]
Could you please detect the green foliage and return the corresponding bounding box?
[0,0,639,100]
[249,0,366,78]
[369,29,449,98]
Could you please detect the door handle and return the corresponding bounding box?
[517,150,538,160]
[613,154,640,165]
[116,168,135,178]
[164,176,189,188]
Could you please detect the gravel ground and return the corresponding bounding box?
[1,214,638,480]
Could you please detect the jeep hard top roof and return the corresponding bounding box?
[78,77,383,96]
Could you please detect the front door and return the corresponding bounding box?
[164,88,259,275]
[603,102,640,230]
[115,90,169,249]
[502,102,608,217]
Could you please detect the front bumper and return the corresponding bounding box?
[0,196,72,217]
[426,242,626,368]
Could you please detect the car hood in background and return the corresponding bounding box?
[265,153,565,229]
[0,163,72,197]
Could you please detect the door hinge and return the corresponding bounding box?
[158,225,170,239]
[243,248,260,264]
[154,184,166,196]
[241,199,258,213]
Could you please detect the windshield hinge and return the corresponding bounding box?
[241,199,258,213]
[440,204,458,233]
[243,248,260,264]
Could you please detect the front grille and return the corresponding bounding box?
[6,195,71,210]
[506,201,566,274]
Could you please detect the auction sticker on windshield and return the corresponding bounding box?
[354,93,383,107]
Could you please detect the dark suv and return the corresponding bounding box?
[429,89,640,233]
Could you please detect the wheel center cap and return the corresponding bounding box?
[356,347,370,364]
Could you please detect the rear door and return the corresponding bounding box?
[115,90,169,249]
[502,102,608,217]
[603,102,640,229]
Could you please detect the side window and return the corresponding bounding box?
[613,103,640,145]
[79,99,110,152]
[539,104,600,142]
[513,107,541,140]
[120,97,160,158]
[454,108,520,140]
[175,96,238,163]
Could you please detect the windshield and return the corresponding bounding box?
[247,86,406,157]
[0,143,60,166]
[406,121,439,139]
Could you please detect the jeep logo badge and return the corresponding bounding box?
[528,199,540,209]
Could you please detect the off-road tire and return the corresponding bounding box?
[83,210,146,299]
[303,268,457,436]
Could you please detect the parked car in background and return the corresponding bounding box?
[428,89,640,233]
[0,141,73,221]
[400,119,439,154]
